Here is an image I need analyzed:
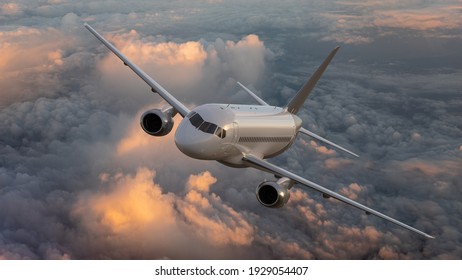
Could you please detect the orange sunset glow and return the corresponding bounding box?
[0,0,461,260]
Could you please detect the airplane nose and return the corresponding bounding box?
[174,125,194,156]
[174,120,220,160]
[174,121,205,159]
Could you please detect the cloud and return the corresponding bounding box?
[93,28,272,112]
[0,22,97,107]
[396,158,460,177]
[186,171,217,192]
[74,168,177,234]
[72,168,254,258]
[320,1,462,44]
[0,0,461,260]
[339,183,366,200]
[308,140,337,156]
[373,5,462,31]
[0,3,23,16]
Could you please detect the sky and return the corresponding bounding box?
[0,0,461,259]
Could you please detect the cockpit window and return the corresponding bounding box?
[188,111,226,139]
[199,122,217,134]
[215,127,226,138]
[189,112,204,128]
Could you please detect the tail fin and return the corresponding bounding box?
[285,46,340,114]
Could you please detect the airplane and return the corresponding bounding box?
[85,23,434,239]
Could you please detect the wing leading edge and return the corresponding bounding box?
[242,154,434,239]
[84,23,190,117]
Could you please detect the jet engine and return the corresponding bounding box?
[256,177,294,208]
[140,107,175,136]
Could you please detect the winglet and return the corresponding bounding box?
[285,46,340,114]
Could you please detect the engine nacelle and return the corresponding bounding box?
[256,179,291,208]
[140,108,174,136]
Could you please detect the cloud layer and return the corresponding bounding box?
[1,0,461,259]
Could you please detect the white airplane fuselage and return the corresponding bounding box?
[174,104,302,167]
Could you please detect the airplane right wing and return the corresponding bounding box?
[242,153,434,239]
[85,23,190,117]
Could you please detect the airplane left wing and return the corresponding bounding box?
[242,153,434,238]
[85,23,190,117]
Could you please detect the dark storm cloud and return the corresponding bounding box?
[1,0,461,259]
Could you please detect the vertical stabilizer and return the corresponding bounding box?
[285,46,340,114]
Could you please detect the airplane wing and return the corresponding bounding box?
[242,153,434,238]
[84,23,190,117]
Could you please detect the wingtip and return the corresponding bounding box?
[84,22,92,31]
[345,149,359,158]
[333,142,359,158]
[344,149,359,158]
[414,230,435,239]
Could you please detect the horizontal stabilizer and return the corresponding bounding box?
[237,82,269,106]
[298,127,359,157]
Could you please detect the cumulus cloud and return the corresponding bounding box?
[0,27,74,105]
[308,139,337,156]
[339,183,366,200]
[72,168,254,258]
[93,28,272,112]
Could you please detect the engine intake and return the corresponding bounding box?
[256,178,292,208]
[140,108,174,136]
